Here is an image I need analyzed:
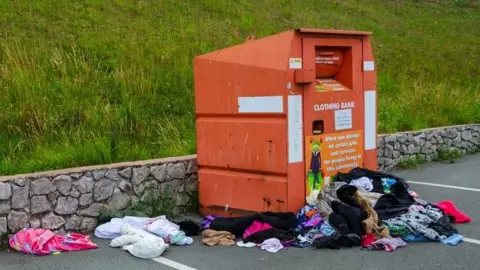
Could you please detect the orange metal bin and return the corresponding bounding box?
[194,28,378,217]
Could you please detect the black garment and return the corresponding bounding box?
[374,194,414,221]
[336,185,363,209]
[390,182,415,203]
[335,167,407,194]
[312,233,362,249]
[243,228,297,243]
[209,212,297,236]
[328,213,352,235]
[175,220,200,236]
[329,201,365,236]
[429,215,458,238]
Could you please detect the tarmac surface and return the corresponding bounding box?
[2,154,479,270]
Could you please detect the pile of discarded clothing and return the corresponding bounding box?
[304,167,470,251]
[200,167,471,253]
[95,215,199,259]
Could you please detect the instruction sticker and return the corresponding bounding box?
[289,58,302,69]
[288,95,303,163]
[334,109,352,130]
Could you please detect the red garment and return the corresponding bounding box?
[434,201,471,223]
[361,233,376,248]
[242,221,273,239]
[9,228,98,255]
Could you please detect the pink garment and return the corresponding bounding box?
[242,221,272,239]
[434,201,472,223]
[9,228,98,255]
[365,237,407,252]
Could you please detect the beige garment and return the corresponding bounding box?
[202,229,235,246]
[356,190,383,207]
[353,191,391,239]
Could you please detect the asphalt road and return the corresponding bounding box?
[2,154,479,270]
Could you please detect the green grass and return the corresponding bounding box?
[434,148,463,163]
[1,0,479,175]
[397,154,426,169]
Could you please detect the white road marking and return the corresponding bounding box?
[463,238,480,245]
[407,181,480,192]
[152,257,198,270]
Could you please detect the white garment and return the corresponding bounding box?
[110,223,169,259]
[144,216,193,246]
[110,235,142,247]
[122,238,168,259]
[236,241,256,248]
[306,190,320,206]
[95,216,161,239]
[349,177,374,192]
[260,238,283,253]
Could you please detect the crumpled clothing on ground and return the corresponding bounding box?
[382,222,410,238]
[361,233,376,247]
[429,215,458,238]
[356,190,383,207]
[441,234,464,246]
[95,216,161,239]
[236,241,256,248]
[384,205,447,241]
[352,188,391,238]
[408,204,425,213]
[294,221,336,248]
[110,223,168,259]
[208,212,297,236]
[402,234,429,242]
[260,238,283,253]
[243,221,272,239]
[10,228,98,256]
[434,201,472,223]
[295,205,322,232]
[145,216,193,245]
[201,215,217,230]
[202,229,235,246]
[349,177,374,192]
[312,233,361,249]
[362,237,407,252]
[243,228,297,244]
[329,201,365,236]
[314,182,346,219]
[381,178,397,193]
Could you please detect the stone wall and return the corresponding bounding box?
[377,124,480,171]
[0,155,197,238]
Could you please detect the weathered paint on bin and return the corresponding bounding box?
[194,28,377,217]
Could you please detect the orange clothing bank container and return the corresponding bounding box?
[194,29,378,217]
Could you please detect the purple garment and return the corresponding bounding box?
[201,215,218,230]
[303,214,322,228]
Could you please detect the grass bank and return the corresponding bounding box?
[0,0,479,175]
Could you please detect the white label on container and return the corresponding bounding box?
[334,109,353,130]
[288,95,303,163]
[364,91,377,150]
[238,96,283,113]
[289,58,302,69]
[363,61,375,71]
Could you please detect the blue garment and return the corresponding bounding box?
[402,234,429,242]
[441,234,464,246]
[319,221,335,236]
[381,178,397,193]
